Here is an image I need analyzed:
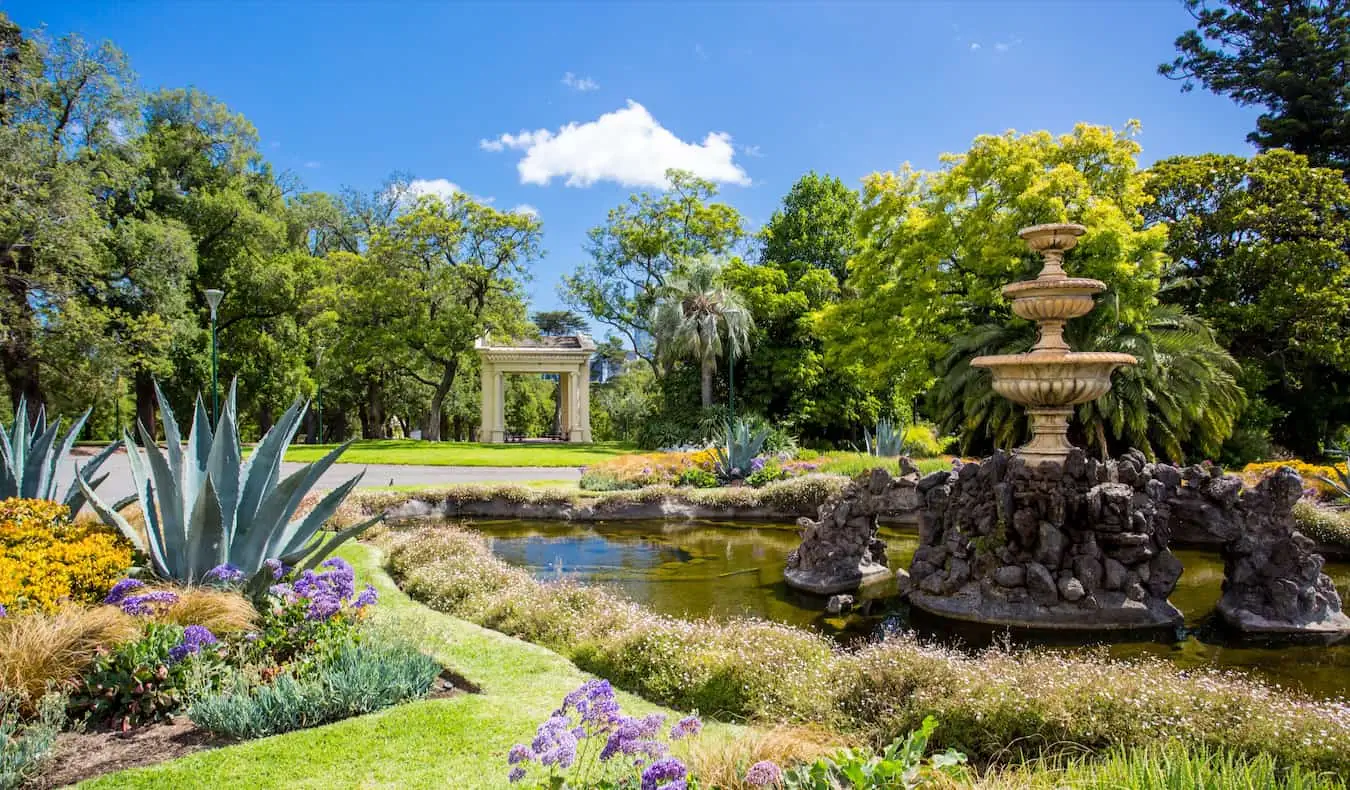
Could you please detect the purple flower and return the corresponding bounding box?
[103,578,146,605]
[204,563,245,584]
[507,744,532,765]
[353,584,378,609]
[305,592,343,621]
[669,715,702,740]
[637,713,666,738]
[641,757,688,790]
[531,716,578,769]
[268,583,294,598]
[745,760,782,787]
[120,590,179,615]
[0,603,6,617]
[507,766,526,783]
[264,558,286,580]
[750,457,766,473]
[168,625,218,663]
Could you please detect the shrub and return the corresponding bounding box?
[159,588,258,635]
[1292,501,1350,549]
[0,499,133,614]
[0,606,140,707]
[782,716,969,789]
[746,458,790,488]
[1005,743,1348,789]
[1240,460,1344,499]
[189,638,439,739]
[677,466,719,489]
[380,524,1350,775]
[0,691,65,790]
[68,622,228,729]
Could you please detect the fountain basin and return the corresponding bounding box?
[1004,277,1106,323]
[971,351,1137,407]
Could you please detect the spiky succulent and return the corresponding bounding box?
[79,382,380,592]
[713,419,770,481]
[0,397,121,514]
[866,418,906,458]
[1316,444,1350,500]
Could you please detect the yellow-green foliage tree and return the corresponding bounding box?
[822,123,1243,460]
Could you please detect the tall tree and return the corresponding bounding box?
[759,171,861,286]
[651,257,753,408]
[562,169,744,370]
[1145,149,1350,456]
[1160,0,1350,173]
[532,310,589,336]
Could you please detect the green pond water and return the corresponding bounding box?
[470,518,1350,701]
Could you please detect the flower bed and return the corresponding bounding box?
[1241,460,1346,500]
[380,522,1350,776]
[579,450,953,492]
[0,498,133,614]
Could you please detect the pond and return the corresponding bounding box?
[472,518,1350,700]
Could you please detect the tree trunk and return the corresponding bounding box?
[425,360,459,442]
[257,406,274,438]
[134,372,157,438]
[700,358,714,408]
[361,380,387,439]
[1,257,43,420]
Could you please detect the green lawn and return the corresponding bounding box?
[284,439,635,467]
[80,541,744,790]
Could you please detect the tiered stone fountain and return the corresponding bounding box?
[969,224,1136,466]
[788,222,1349,636]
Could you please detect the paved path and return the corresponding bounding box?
[57,450,581,503]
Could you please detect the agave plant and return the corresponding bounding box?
[865,418,906,458]
[79,382,380,593]
[713,418,770,481]
[1,396,121,513]
[1316,444,1350,500]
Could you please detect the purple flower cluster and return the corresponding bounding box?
[119,590,180,615]
[0,603,6,617]
[168,625,218,663]
[744,760,783,787]
[271,557,376,621]
[204,563,246,584]
[508,679,699,787]
[103,577,146,605]
[750,457,767,474]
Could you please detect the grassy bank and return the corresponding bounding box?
[381,522,1350,776]
[81,542,747,789]
[284,439,633,467]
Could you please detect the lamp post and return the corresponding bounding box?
[204,289,224,423]
[727,345,736,426]
[315,345,326,445]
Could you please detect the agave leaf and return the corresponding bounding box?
[238,440,352,563]
[10,399,28,477]
[185,475,226,582]
[21,418,62,499]
[137,420,185,573]
[126,426,173,577]
[293,514,384,572]
[46,407,91,501]
[0,428,14,496]
[207,389,242,548]
[182,395,213,516]
[268,471,364,560]
[75,472,149,561]
[61,438,123,513]
[237,398,307,529]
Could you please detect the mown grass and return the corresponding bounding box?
[79,541,747,790]
[283,439,634,467]
[381,522,1350,777]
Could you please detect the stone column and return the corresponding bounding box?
[479,361,495,442]
[575,362,592,443]
[494,372,506,442]
[559,371,572,438]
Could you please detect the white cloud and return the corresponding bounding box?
[741,144,763,158]
[407,178,460,202]
[512,203,540,218]
[561,71,599,92]
[994,37,1022,53]
[480,100,750,188]
[969,42,981,51]
[304,160,321,169]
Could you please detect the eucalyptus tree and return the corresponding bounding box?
[651,256,753,409]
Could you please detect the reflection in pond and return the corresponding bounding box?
[472,519,1350,700]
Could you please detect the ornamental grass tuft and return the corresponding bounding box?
[380,523,1350,775]
[0,606,140,708]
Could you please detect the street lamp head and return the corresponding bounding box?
[204,289,225,316]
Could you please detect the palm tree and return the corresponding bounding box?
[651,256,754,408]
[933,306,1245,462]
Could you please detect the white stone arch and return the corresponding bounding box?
[474,333,594,443]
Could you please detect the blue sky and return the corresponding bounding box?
[7,1,1258,316]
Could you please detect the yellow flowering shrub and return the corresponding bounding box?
[0,498,134,614]
[1240,460,1343,498]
